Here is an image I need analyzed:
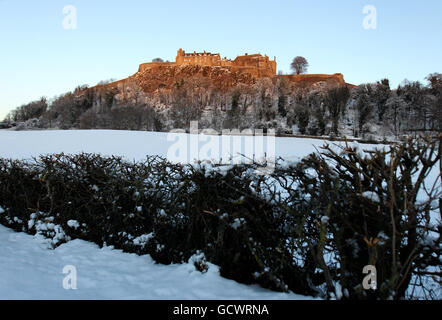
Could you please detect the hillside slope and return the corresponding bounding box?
[99,63,352,95]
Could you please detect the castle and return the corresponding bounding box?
[138,49,277,78]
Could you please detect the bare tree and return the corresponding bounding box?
[291,56,309,75]
[325,85,350,135]
[426,73,442,131]
[5,97,48,123]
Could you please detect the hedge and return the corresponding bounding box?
[0,136,440,300]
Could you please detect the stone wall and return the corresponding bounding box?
[283,73,348,86]
[138,49,277,78]
[232,54,276,77]
[138,61,175,73]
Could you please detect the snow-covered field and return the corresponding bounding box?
[0,129,380,163]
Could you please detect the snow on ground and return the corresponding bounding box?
[0,129,382,163]
[0,224,313,300]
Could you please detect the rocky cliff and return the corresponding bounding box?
[99,64,352,98]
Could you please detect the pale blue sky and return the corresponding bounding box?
[0,0,441,119]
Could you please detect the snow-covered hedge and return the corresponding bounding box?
[0,136,440,300]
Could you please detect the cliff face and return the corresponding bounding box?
[134,64,257,92]
[92,67,353,115]
[102,66,351,95]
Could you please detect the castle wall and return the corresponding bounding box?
[181,54,221,66]
[175,49,276,77]
[282,73,347,86]
[138,61,176,73]
[138,49,277,78]
[231,54,276,77]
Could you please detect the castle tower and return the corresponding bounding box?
[176,48,185,65]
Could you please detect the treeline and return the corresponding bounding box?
[3,73,441,140]
[0,137,440,299]
[3,85,163,131]
[5,97,48,123]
